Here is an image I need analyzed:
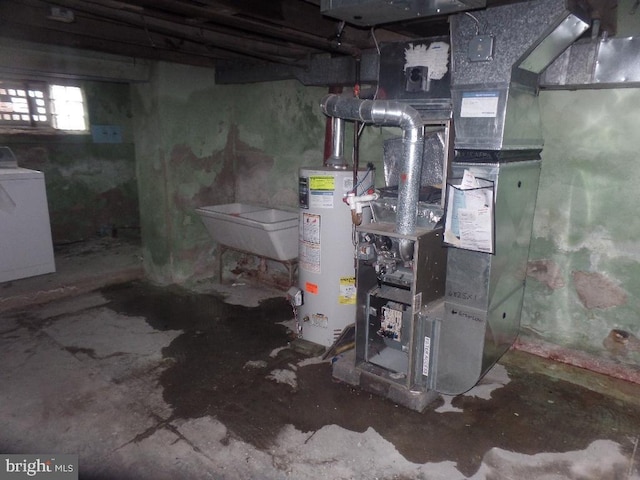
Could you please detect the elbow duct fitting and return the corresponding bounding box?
[321,94,424,260]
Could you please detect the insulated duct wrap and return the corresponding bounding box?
[321,95,424,250]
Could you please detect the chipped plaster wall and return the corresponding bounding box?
[522,88,640,370]
[0,81,138,244]
[132,61,389,285]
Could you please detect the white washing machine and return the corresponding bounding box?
[0,163,56,283]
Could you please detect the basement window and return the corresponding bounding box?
[0,81,87,132]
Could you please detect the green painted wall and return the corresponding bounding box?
[131,63,371,284]
[522,88,640,367]
[131,62,391,284]
[132,62,640,372]
[0,80,139,244]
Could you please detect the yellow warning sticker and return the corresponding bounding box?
[309,175,335,191]
[338,276,356,305]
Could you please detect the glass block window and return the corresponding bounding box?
[0,80,87,131]
[49,85,87,131]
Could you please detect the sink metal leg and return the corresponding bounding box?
[216,244,298,287]
[218,246,227,284]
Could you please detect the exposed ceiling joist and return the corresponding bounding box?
[0,0,616,81]
[83,0,362,56]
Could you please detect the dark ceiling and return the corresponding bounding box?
[0,0,616,70]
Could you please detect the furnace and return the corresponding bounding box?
[306,0,591,410]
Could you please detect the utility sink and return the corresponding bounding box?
[195,203,298,261]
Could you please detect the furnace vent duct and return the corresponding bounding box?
[450,0,590,150]
[321,95,424,259]
[321,0,486,27]
[325,117,347,168]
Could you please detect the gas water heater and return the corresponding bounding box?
[298,166,374,347]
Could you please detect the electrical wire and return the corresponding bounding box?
[370,27,381,100]
[141,14,157,47]
[464,12,481,35]
[370,26,381,55]
[352,165,375,194]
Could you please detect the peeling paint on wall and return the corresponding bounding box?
[1,143,138,244]
[133,63,336,284]
[572,271,627,310]
[521,88,640,369]
[527,259,565,290]
[0,80,139,245]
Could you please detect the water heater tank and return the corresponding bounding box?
[298,166,373,347]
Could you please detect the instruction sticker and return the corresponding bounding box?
[338,276,356,305]
[460,91,499,118]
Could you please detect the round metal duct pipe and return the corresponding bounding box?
[321,94,424,259]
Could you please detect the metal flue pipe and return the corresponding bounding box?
[321,94,424,260]
[325,116,347,168]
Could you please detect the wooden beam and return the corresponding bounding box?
[26,0,311,65]
[104,0,362,56]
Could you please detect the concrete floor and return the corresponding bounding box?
[1,239,640,479]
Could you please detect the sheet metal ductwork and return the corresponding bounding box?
[321,95,424,258]
[451,0,590,150]
[434,0,590,395]
[321,0,486,27]
[325,117,347,168]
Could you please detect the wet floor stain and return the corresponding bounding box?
[103,281,640,477]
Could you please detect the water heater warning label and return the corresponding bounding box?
[310,191,333,208]
[309,176,335,190]
[300,213,321,273]
[338,276,356,305]
[301,213,320,244]
[309,176,335,208]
